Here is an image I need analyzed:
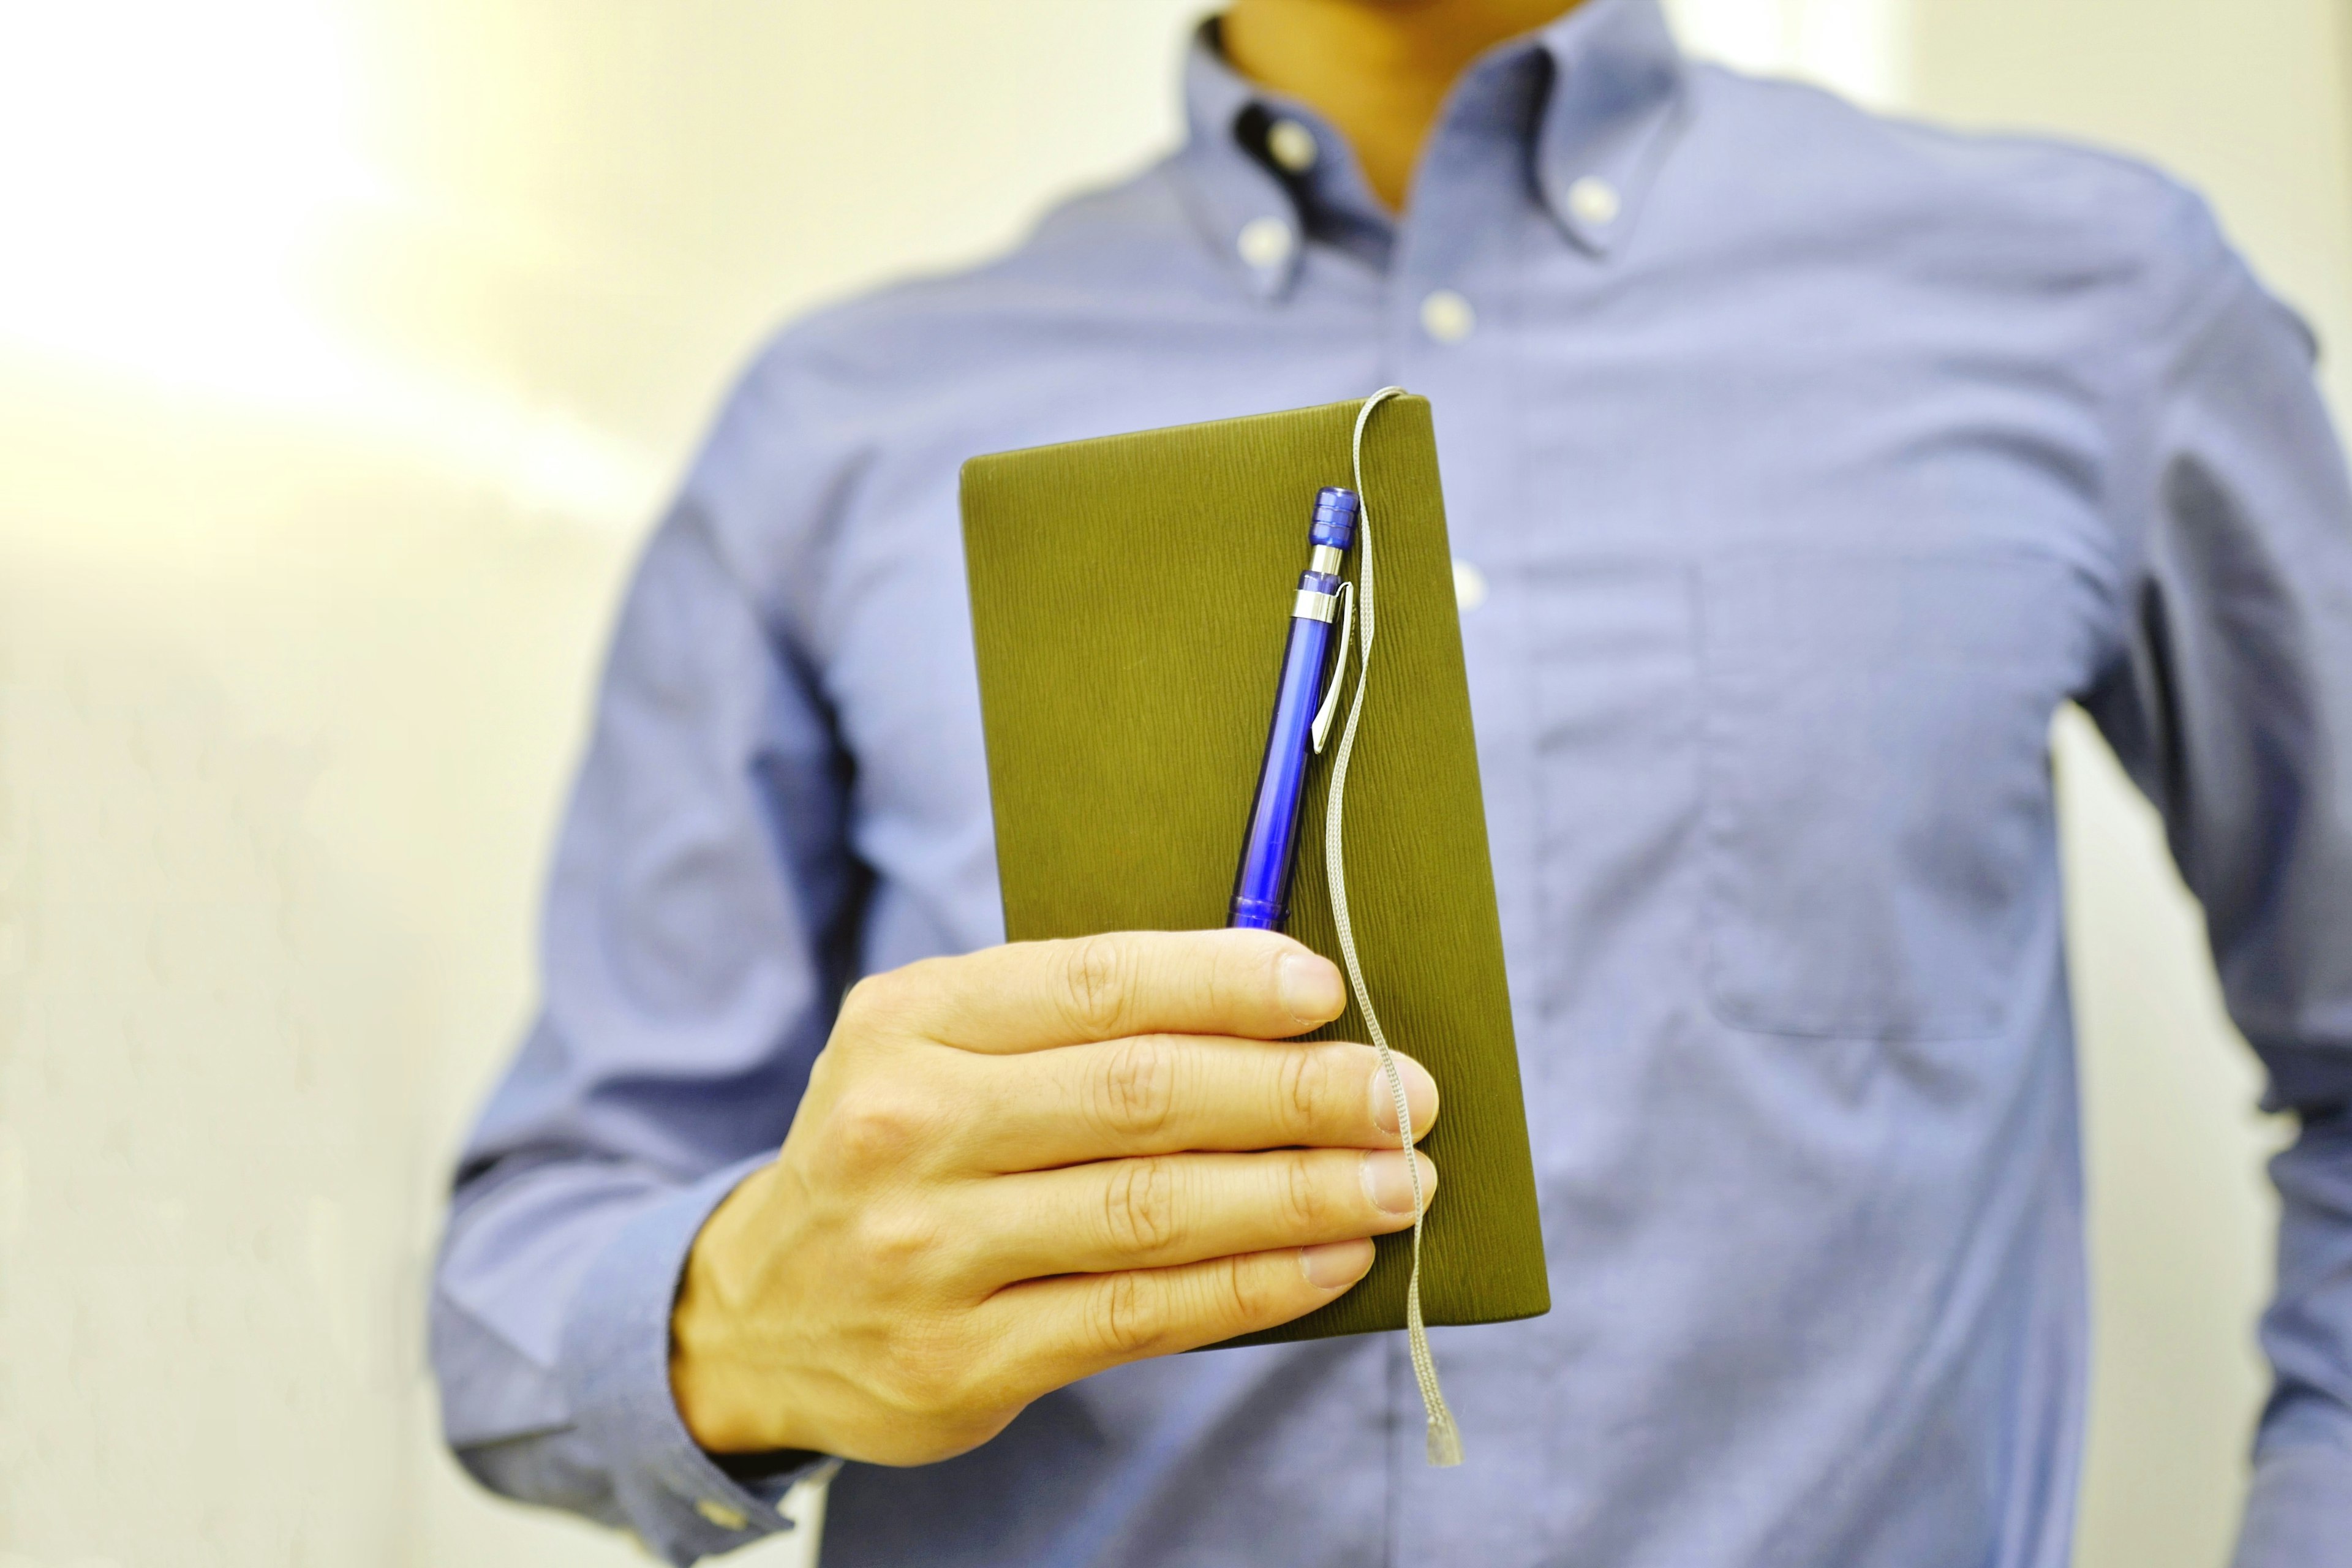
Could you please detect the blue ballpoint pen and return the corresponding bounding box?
[1228,486,1360,930]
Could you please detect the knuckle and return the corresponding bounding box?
[1102,1158,1182,1255]
[1090,1270,1168,1360]
[1243,938,1289,1016]
[873,1319,977,1415]
[1276,1047,1326,1137]
[839,970,910,1038]
[1277,1151,1332,1233]
[1060,935,1134,1038]
[801,1042,846,1101]
[1218,1253,1281,1327]
[852,1204,947,1278]
[828,1083,943,1170]
[1093,1035,1177,1139]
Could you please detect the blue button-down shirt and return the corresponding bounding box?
[431,2,2352,1562]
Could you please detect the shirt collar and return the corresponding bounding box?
[1174,0,1687,299]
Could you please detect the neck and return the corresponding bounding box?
[1219,0,1588,212]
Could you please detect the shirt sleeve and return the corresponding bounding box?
[429,357,865,1562]
[2079,202,2352,1566]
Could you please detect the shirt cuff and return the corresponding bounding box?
[558,1153,833,1566]
[2232,1442,2352,1568]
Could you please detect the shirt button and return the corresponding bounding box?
[1236,216,1295,270]
[1452,559,1489,611]
[1267,118,1319,173]
[695,1498,750,1531]
[1419,288,1476,344]
[1567,175,1621,227]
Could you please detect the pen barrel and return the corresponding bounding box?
[1227,606,1338,930]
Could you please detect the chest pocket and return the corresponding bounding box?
[1698,546,2074,1041]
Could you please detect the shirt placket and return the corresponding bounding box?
[1384,51,1554,1125]
[1379,52,1572,1562]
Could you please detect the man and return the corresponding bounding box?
[431,0,2352,1562]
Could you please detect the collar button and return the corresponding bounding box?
[1267,118,1319,173]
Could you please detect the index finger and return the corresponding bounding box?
[875,930,1348,1054]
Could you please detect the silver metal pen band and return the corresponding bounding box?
[1293,588,1339,622]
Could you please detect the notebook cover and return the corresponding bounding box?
[959,394,1548,1345]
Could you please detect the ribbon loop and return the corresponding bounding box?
[1325,386,1463,1468]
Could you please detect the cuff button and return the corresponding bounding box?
[696,1498,750,1531]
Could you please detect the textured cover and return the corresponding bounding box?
[959,396,1549,1344]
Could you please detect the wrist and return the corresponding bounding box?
[671,1163,803,1454]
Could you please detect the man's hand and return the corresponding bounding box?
[669,929,1439,1466]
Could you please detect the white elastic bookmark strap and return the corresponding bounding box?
[1324,386,1463,1468]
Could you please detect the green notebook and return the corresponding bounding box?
[959,394,1548,1346]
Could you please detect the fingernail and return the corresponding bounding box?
[1278,952,1345,1024]
[1368,1057,1439,1137]
[1300,1239,1374,1289]
[1362,1150,1433,1215]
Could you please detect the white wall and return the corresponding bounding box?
[0,6,1204,1566]
[1,3,2345,1566]
[1667,0,1913,107]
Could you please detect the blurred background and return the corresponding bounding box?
[1,1,2346,1564]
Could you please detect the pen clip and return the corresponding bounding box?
[1310,580,1356,754]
